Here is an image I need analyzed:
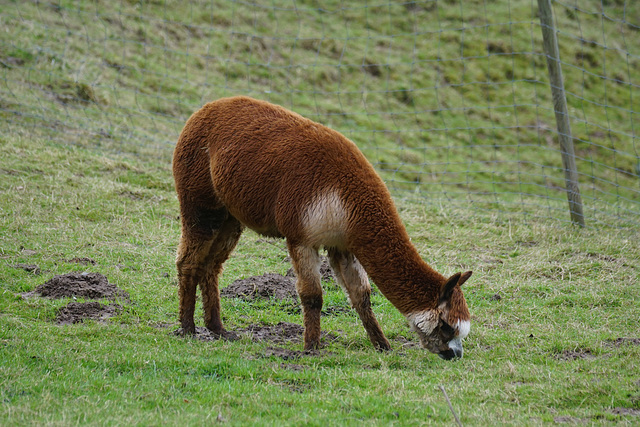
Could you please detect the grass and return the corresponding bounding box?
[1,0,639,226]
[1,133,639,425]
[1,0,639,424]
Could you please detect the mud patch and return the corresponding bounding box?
[610,407,640,417]
[181,321,338,350]
[243,322,339,346]
[279,362,307,371]
[67,257,97,266]
[11,264,42,275]
[553,415,590,424]
[605,337,640,347]
[180,326,240,342]
[56,301,122,324]
[221,273,297,301]
[242,322,304,343]
[556,349,596,361]
[24,272,129,300]
[264,347,318,360]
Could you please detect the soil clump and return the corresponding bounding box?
[23,272,128,325]
[56,301,123,324]
[221,273,297,301]
[26,272,129,300]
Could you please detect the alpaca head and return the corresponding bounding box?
[406,271,472,359]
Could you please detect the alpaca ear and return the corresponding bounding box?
[458,271,473,286]
[439,271,472,304]
[439,272,461,304]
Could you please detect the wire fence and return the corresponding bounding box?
[1,0,638,228]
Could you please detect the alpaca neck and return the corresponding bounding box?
[348,215,445,314]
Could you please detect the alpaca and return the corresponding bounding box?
[173,96,472,359]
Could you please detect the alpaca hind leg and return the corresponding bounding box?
[288,243,323,350]
[175,206,228,335]
[200,215,244,339]
[176,233,214,335]
[327,248,391,351]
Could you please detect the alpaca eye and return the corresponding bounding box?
[440,321,456,339]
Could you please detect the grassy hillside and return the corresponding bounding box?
[1,2,639,423]
[1,0,639,226]
[1,134,639,425]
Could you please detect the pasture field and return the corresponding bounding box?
[1,135,639,425]
[1,0,639,424]
[2,0,639,224]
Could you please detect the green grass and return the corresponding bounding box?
[1,133,639,425]
[1,0,639,424]
[1,0,639,226]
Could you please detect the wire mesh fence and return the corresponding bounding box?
[1,0,638,228]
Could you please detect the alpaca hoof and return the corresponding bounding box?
[174,326,195,336]
[375,341,392,352]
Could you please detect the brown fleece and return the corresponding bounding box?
[173,96,471,349]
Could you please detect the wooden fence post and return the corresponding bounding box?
[537,0,585,227]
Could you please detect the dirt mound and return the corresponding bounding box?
[242,322,304,343]
[221,273,297,301]
[23,272,129,325]
[28,272,129,300]
[56,301,122,324]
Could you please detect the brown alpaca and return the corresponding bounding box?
[173,96,472,359]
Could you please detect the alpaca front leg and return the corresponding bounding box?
[288,243,323,350]
[300,293,323,350]
[328,248,391,351]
